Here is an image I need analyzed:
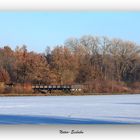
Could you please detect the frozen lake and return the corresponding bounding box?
[0,94,140,124]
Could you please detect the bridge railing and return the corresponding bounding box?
[32,85,72,89]
[32,84,83,92]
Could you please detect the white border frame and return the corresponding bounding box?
[0,0,140,140]
[0,0,139,10]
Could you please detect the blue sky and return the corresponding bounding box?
[0,12,140,52]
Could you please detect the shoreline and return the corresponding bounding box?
[0,92,139,97]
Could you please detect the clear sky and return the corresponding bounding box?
[0,12,140,52]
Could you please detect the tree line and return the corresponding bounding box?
[1,35,140,93]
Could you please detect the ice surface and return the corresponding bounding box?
[0,94,140,124]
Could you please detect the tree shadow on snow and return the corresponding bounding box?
[0,114,132,124]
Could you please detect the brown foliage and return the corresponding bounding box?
[128,82,140,89]
[0,68,10,83]
[0,82,5,93]
[12,83,33,94]
[0,35,140,94]
[84,80,130,93]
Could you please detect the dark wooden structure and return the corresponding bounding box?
[32,85,82,93]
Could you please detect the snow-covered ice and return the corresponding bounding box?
[0,94,140,124]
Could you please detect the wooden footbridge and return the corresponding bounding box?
[32,85,82,93]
